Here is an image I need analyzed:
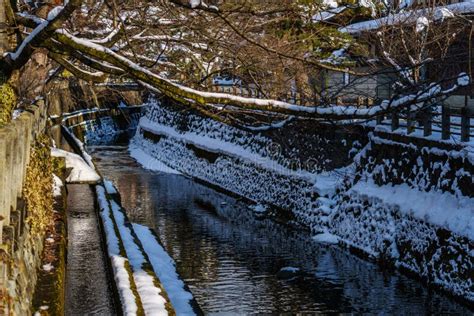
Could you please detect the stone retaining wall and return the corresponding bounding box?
[132,99,474,304]
[0,100,49,314]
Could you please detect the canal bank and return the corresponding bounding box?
[132,98,474,305]
[87,134,472,314]
[56,100,474,311]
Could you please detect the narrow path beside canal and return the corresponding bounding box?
[65,184,116,315]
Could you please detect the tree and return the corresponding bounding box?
[0,0,471,125]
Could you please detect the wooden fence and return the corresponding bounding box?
[374,104,473,142]
[211,85,473,142]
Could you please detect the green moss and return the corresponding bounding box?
[32,156,67,315]
[0,83,17,127]
[23,134,54,236]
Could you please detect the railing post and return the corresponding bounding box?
[461,95,470,142]
[423,106,432,137]
[391,112,399,131]
[406,104,416,134]
[376,114,384,125]
[441,103,451,140]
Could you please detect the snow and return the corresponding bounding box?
[312,6,346,22]
[313,232,340,244]
[323,0,338,9]
[212,75,242,87]
[42,263,54,272]
[189,0,201,8]
[51,148,100,183]
[457,73,470,86]
[8,19,49,60]
[53,174,63,197]
[350,180,474,240]
[97,183,173,315]
[129,144,181,174]
[47,6,64,20]
[138,115,346,187]
[415,16,429,33]
[341,2,474,34]
[133,224,196,315]
[109,200,168,315]
[104,179,118,194]
[8,4,67,60]
[96,186,138,315]
[251,204,268,214]
[280,267,300,273]
[62,128,95,168]
[12,109,23,120]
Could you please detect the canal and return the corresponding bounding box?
[88,135,471,314]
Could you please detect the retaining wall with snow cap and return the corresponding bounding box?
[331,131,474,302]
[132,99,473,304]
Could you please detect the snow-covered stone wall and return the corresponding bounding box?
[130,99,472,303]
[64,107,143,144]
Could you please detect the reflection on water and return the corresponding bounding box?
[66,184,115,315]
[89,139,471,314]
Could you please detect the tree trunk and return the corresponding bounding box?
[0,0,8,67]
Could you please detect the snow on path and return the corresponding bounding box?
[133,224,196,315]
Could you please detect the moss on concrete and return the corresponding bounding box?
[0,83,17,127]
[23,135,54,236]
[32,156,67,315]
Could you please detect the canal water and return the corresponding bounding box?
[88,136,471,314]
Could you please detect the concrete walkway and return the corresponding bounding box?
[65,184,116,315]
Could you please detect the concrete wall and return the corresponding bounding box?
[0,100,48,314]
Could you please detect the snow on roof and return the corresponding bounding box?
[340,2,474,34]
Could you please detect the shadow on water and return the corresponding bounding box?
[88,134,472,314]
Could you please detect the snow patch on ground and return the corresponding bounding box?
[53,174,63,197]
[42,263,54,272]
[51,148,100,183]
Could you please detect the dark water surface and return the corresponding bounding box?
[89,139,472,314]
[66,184,116,315]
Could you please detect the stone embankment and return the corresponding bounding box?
[131,98,473,305]
[0,99,51,314]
